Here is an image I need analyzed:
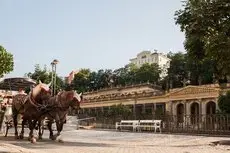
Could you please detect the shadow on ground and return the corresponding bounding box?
[0,136,115,150]
[211,140,230,146]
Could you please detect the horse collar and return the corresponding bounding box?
[29,92,37,103]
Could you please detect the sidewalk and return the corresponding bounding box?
[0,142,32,153]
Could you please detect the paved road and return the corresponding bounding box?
[0,128,230,153]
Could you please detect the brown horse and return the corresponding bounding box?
[40,90,82,141]
[12,80,51,139]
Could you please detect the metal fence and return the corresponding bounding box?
[87,114,230,135]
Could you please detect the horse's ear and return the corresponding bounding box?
[39,80,42,84]
[47,81,52,87]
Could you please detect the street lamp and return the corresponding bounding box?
[51,59,59,96]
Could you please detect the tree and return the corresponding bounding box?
[71,69,91,93]
[26,64,50,83]
[0,45,14,77]
[175,0,230,84]
[113,67,129,86]
[135,63,161,84]
[167,52,188,88]
[25,64,64,92]
[218,91,230,114]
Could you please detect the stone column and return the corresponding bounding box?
[185,101,188,115]
[214,98,219,111]
[198,99,204,129]
[183,100,187,115]
[172,101,176,116]
[166,101,172,115]
[199,99,203,115]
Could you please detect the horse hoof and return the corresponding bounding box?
[58,139,64,143]
[30,137,36,143]
[56,135,61,140]
[49,136,55,140]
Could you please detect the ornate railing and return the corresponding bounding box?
[92,114,230,135]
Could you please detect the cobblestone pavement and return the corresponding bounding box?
[0,129,230,153]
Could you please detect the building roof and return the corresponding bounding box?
[0,77,36,91]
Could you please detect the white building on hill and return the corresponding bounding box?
[129,50,171,78]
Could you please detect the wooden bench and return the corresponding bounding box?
[115,120,139,132]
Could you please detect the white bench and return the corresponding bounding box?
[116,120,162,133]
[115,120,139,132]
[137,120,155,132]
[137,120,161,133]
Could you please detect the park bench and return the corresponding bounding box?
[137,120,162,133]
[116,120,162,133]
[115,120,139,132]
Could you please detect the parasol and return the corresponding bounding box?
[0,77,36,91]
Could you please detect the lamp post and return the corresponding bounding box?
[51,59,59,96]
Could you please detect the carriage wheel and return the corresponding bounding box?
[1,117,9,137]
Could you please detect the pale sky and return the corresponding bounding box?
[0,0,185,78]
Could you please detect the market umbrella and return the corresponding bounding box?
[0,77,36,91]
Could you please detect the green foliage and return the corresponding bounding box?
[166,51,214,88]
[175,0,230,83]
[72,69,91,92]
[25,64,64,92]
[107,103,131,118]
[26,64,50,83]
[218,91,230,114]
[167,52,188,88]
[135,63,161,83]
[70,63,162,93]
[0,45,14,77]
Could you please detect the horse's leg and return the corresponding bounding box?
[28,120,37,143]
[12,111,19,139]
[28,120,33,140]
[38,119,43,140]
[19,119,26,139]
[47,120,54,140]
[53,121,64,141]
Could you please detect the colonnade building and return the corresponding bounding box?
[80,83,226,119]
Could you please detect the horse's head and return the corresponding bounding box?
[60,90,82,110]
[32,80,52,98]
[38,80,52,93]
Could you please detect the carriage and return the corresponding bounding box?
[0,77,81,143]
[0,77,48,137]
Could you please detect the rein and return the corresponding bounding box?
[28,92,42,108]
